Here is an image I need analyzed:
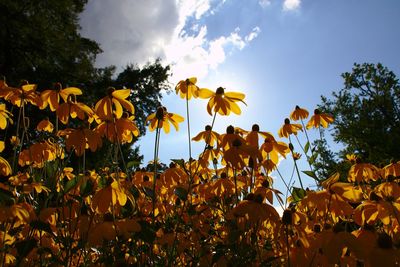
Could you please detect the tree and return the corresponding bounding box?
[0,0,171,169]
[0,0,101,88]
[313,63,400,178]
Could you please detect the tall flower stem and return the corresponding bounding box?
[192,112,217,176]
[152,121,161,222]
[233,169,239,204]
[289,136,304,190]
[12,104,24,171]
[188,112,218,205]
[185,93,192,162]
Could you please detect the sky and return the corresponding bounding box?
[80,0,400,192]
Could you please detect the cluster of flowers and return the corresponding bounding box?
[0,77,399,266]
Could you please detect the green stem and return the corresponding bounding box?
[185,93,192,161]
[289,136,304,190]
[152,123,161,222]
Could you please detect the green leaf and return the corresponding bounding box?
[64,175,81,194]
[302,170,319,181]
[174,186,188,201]
[304,141,310,154]
[80,179,94,197]
[308,152,318,165]
[291,187,306,202]
[127,160,140,169]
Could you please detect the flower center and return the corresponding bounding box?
[216,87,225,95]
[252,124,260,132]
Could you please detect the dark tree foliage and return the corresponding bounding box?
[0,0,101,88]
[0,0,171,169]
[313,63,400,178]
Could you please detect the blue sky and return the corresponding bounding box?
[80,0,400,192]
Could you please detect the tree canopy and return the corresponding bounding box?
[313,63,400,177]
[0,0,171,168]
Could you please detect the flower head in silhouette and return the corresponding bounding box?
[198,87,246,116]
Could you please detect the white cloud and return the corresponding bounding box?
[283,0,301,11]
[245,27,261,42]
[80,0,261,83]
[259,0,271,8]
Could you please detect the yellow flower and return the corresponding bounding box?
[41,82,82,111]
[260,135,290,164]
[18,140,63,167]
[95,87,135,120]
[146,106,184,133]
[278,118,302,138]
[0,104,13,129]
[175,77,200,99]
[96,113,139,143]
[192,125,220,146]
[0,156,12,176]
[306,109,334,129]
[91,180,128,214]
[36,118,54,132]
[198,87,246,116]
[0,81,43,107]
[245,124,273,149]
[290,105,309,121]
[56,97,95,124]
[348,162,380,183]
[59,127,103,156]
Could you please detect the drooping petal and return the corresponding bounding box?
[198,88,215,99]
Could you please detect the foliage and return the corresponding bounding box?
[0,0,171,169]
[0,0,100,88]
[0,74,399,266]
[313,63,400,177]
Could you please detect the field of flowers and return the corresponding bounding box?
[0,78,399,266]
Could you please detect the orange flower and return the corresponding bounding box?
[41,82,82,111]
[0,104,13,129]
[260,135,290,164]
[228,194,280,225]
[306,109,334,129]
[290,105,309,121]
[198,87,246,116]
[211,173,235,197]
[223,138,262,169]
[95,87,134,120]
[219,125,246,151]
[59,127,103,156]
[348,162,380,183]
[18,140,63,167]
[245,124,273,149]
[0,81,43,107]
[278,118,302,138]
[146,106,184,133]
[192,125,220,146]
[56,97,95,124]
[382,161,400,178]
[36,118,54,132]
[175,77,200,99]
[96,114,139,143]
[91,180,128,214]
[0,156,12,176]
